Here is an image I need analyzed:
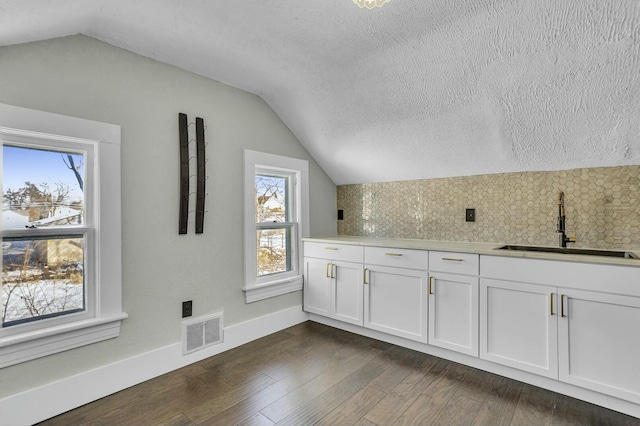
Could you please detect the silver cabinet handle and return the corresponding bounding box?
[442,257,464,262]
[385,253,403,257]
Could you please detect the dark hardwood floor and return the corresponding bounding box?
[41,321,640,425]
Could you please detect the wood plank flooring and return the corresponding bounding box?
[40,321,640,426]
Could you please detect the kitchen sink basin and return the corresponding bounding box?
[495,245,639,259]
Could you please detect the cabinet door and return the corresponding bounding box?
[558,288,640,404]
[480,279,558,378]
[332,261,364,326]
[303,257,332,316]
[428,272,479,357]
[364,265,428,342]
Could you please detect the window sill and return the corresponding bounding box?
[0,313,128,368]
[244,275,303,303]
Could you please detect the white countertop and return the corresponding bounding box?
[303,236,640,267]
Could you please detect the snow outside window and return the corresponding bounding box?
[243,150,309,303]
[0,103,126,368]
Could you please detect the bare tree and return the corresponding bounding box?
[255,175,285,222]
[52,183,70,217]
[62,154,84,191]
[3,182,71,221]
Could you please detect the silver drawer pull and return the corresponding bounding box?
[442,257,464,262]
[324,247,339,250]
[385,253,403,257]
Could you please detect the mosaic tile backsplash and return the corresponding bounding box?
[337,166,640,249]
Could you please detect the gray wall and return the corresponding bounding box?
[0,35,336,398]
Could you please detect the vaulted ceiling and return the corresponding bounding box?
[1,0,639,184]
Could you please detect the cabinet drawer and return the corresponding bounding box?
[365,246,428,270]
[429,251,479,275]
[304,242,363,263]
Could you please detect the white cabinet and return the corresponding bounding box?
[302,239,640,414]
[364,247,429,343]
[480,278,558,378]
[304,256,332,316]
[331,260,364,324]
[428,251,479,357]
[481,255,640,403]
[558,288,640,404]
[303,243,364,326]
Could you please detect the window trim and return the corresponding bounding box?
[0,103,126,368]
[243,150,309,303]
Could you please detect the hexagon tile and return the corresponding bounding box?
[337,166,640,250]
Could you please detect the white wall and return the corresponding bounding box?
[0,35,336,399]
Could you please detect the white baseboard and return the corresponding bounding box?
[1,305,309,426]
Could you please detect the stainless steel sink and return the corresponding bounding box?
[495,245,639,259]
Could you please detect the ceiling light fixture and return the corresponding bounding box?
[353,0,390,9]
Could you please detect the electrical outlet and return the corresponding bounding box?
[182,300,193,318]
[465,208,476,222]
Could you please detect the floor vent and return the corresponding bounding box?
[182,311,224,355]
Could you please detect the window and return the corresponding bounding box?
[2,143,91,329]
[0,103,126,368]
[243,150,309,303]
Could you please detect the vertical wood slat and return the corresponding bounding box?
[195,117,206,234]
[178,113,189,235]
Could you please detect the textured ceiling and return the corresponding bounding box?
[1,0,639,184]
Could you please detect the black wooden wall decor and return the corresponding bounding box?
[178,113,189,235]
[178,113,208,235]
[195,117,206,234]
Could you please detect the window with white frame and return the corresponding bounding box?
[2,142,92,328]
[0,103,126,368]
[243,150,309,303]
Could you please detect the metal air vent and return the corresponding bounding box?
[182,311,223,355]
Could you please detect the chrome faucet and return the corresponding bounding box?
[556,191,576,248]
